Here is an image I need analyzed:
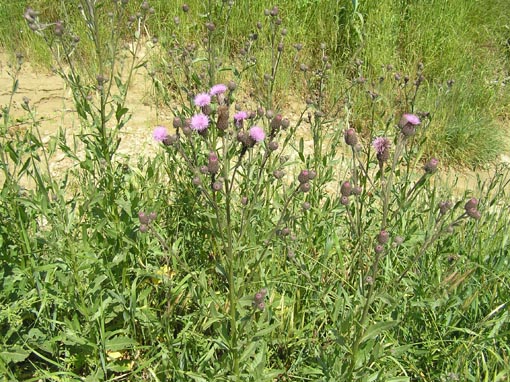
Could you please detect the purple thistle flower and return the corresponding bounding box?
[153,126,169,142]
[372,137,391,154]
[210,84,227,95]
[234,111,248,125]
[190,113,209,131]
[400,113,421,126]
[249,126,265,143]
[194,93,211,107]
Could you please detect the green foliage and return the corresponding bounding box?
[1,1,510,381]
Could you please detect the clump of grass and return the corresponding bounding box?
[1,1,510,381]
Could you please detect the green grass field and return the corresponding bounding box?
[1,1,510,381]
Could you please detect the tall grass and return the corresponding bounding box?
[1,1,510,381]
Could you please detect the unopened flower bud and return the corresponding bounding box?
[377,230,389,245]
[392,236,404,247]
[173,117,182,129]
[149,212,157,221]
[340,181,351,197]
[138,211,150,225]
[54,20,64,37]
[227,81,236,90]
[298,170,310,183]
[212,181,223,192]
[340,195,350,206]
[241,196,248,206]
[464,197,478,211]
[344,128,358,146]
[216,105,229,131]
[302,201,311,211]
[207,151,219,174]
[163,134,179,146]
[374,244,384,254]
[270,114,283,131]
[182,4,189,12]
[424,158,439,174]
[139,224,149,233]
[466,208,481,220]
[439,201,452,215]
[300,182,311,193]
[273,170,285,179]
[268,141,279,151]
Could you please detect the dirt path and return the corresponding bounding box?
[1,52,509,195]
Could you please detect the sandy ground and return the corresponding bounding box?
[1,51,509,195]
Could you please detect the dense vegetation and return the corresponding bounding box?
[1,1,509,381]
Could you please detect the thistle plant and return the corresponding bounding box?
[1,2,508,381]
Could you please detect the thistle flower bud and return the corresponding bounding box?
[281,118,290,129]
[54,20,64,37]
[173,117,182,129]
[212,181,223,192]
[374,244,384,254]
[340,181,351,197]
[340,195,350,206]
[298,170,310,183]
[466,208,481,220]
[163,134,179,146]
[270,114,283,131]
[344,128,358,146]
[182,4,189,12]
[273,170,285,179]
[149,212,157,221]
[268,141,279,151]
[256,302,265,311]
[207,151,219,174]
[424,158,439,174]
[302,201,311,211]
[299,182,311,193]
[192,176,201,186]
[139,224,149,233]
[241,196,248,206]
[205,22,215,31]
[308,170,317,180]
[377,230,389,245]
[138,211,150,225]
[392,236,404,247]
[227,81,236,91]
[464,197,478,211]
[439,201,452,215]
[352,186,362,196]
[216,105,229,131]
